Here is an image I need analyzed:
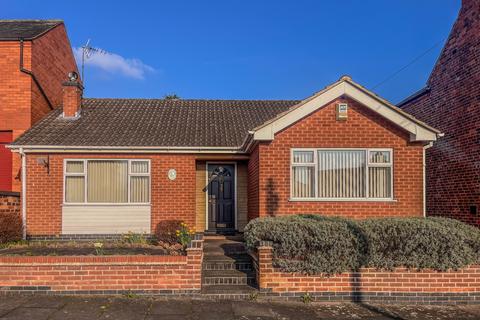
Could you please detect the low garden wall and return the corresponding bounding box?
[255,242,480,304]
[0,238,203,295]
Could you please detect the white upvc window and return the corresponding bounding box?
[290,148,393,201]
[64,159,151,204]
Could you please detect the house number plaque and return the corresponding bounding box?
[168,169,177,180]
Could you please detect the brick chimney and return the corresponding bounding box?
[62,72,83,118]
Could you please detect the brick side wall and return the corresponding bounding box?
[255,97,425,219]
[0,41,32,192]
[400,0,480,227]
[0,24,79,192]
[0,193,20,217]
[247,146,260,221]
[25,154,196,236]
[0,242,203,294]
[256,245,480,303]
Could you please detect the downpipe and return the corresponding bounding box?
[20,147,27,240]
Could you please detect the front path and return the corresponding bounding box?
[0,295,480,320]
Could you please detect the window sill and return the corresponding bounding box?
[289,198,398,203]
[62,203,151,207]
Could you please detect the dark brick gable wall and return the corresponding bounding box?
[401,0,480,226]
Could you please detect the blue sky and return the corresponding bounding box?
[1,0,459,103]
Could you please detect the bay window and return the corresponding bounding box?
[291,149,393,200]
[64,159,150,204]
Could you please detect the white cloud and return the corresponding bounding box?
[73,47,155,80]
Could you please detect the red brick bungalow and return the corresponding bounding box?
[7,76,441,238]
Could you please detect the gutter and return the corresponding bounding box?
[7,144,248,154]
[19,147,27,240]
[19,39,53,110]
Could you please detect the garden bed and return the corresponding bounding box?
[0,241,182,256]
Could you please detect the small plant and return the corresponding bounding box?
[301,292,312,304]
[248,292,259,301]
[175,222,195,248]
[93,242,104,255]
[124,291,139,299]
[122,232,147,245]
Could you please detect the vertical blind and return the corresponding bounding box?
[292,149,392,199]
[318,150,365,198]
[64,160,150,203]
[87,160,128,203]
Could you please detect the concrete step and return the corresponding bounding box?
[203,242,248,256]
[201,284,258,296]
[203,259,253,271]
[203,269,256,286]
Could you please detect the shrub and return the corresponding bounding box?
[357,217,480,271]
[0,212,22,244]
[244,215,480,274]
[155,220,183,244]
[244,215,363,275]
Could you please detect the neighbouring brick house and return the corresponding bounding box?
[7,75,441,238]
[400,0,480,227]
[0,20,78,192]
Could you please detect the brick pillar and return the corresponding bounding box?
[186,234,204,291]
[257,240,274,291]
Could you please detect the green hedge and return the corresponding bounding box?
[244,215,480,274]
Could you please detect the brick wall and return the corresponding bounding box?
[25,153,196,236]
[247,147,260,220]
[256,244,480,303]
[400,0,480,227]
[249,97,426,219]
[0,192,20,217]
[0,23,78,192]
[0,240,203,295]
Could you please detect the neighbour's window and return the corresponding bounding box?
[64,159,150,204]
[291,149,392,200]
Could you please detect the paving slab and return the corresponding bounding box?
[1,295,480,320]
[48,296,111,320]
[0,295,30,317]
[370,304,480,320]
[149,299,193,316]
[99,297,151,320]
[0,307,56,320]
[232,301,275,318]
[190,299,235,320]
[23,295,70,309]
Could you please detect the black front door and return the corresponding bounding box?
[207,164,235,232]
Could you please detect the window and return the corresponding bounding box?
[291,149,393,200]
[64,159,150,204]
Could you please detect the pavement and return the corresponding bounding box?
[0,295,480,319]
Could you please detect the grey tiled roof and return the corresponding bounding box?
[0,20,62,40]
[12,98,300,148]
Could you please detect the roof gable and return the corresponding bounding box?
[252,77,441,143]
